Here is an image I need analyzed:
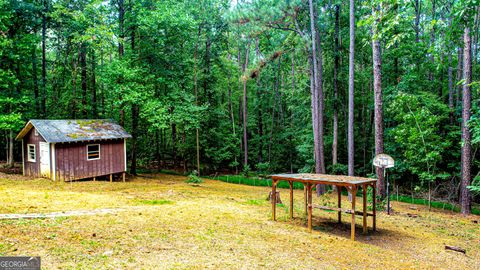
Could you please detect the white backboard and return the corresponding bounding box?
[373,154,395,168]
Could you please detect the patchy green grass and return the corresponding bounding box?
[393,195,480,215]
[137,199,174,205]
[0,172,478,269]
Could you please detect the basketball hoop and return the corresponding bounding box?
[373,154,395,214]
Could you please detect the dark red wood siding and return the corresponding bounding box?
[22,128,45,177]
[54,139,125,181]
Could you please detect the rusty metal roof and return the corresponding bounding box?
[16,119,131,143]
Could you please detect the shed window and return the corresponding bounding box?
[87,144,100,160]
[27,144,36,162]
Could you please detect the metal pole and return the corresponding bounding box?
[385,168,390,215]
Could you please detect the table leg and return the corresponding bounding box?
[363,184,367,234]
[337,185,342,223]
[372,184,376,231]
[289,181,294,219]
[307,183,313,232]
[304,184,308,219]
[272,180,277,221]
[351,186,357,241]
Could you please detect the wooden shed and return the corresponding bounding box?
[16,119,131,181]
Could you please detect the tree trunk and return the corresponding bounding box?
[309,0,325,195]
[372,6,385,197]
[6,131,14,168]
[32,41,39,116]
[309,0,320,174]
[473,7,479,65]
[289,50,295,173]
[118,0,125,126]
[130,104,139,175]
[429,0,436,84]
[41,2,47,116]
[255,39,263,164]
[242,40,251,168]
[80,43,87,118]
[348,0,355,176]
[91,48,97,118]
[71,48,78,118]
[316,24,326,177]
[118,0,125,57]
[172,122,177,168]
[414,0,421,43]
[193,26,201,175]
[456,42,463,110]
[448,53,454,124]
[227,51,238,174]
[460,26,472,215]
[332,5,339,167]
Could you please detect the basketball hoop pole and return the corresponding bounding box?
[373,154,394,215]
[385,168,390,215]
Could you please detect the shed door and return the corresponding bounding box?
[39,142,50,178]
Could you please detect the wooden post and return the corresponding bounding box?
[363,184,367,234]
[93,177,96,181]
[307,183,313,232]
[351,186,357,241]
[272,179,277,221]
[337,185,342,223]
[372,184,376,231]
[110,174,112,182]
[304,184,308,219]
[289,181,294,219]
[122,172,126,182]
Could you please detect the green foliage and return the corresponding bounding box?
[468,175,480,195]
[256,162,272,175]
[329,163,348,175]
[242,164,251,177]
[388,92,450,185]
[185,170,203,184]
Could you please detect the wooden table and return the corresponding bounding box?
[270,173,377,241]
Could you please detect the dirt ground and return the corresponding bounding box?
[0,172,478,269]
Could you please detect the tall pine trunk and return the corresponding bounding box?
[32,39,40,116]
[348,0,355,176]
[130,24,138,176]
[309,0,325,195]
[91,48,97,118]
[41,1,47,116]
[242,40,251,168]
[456,42,463,110]
[80,43,87,118]
[332,5,339,166]
[118,0,125,126]
[308,0,320,176]
[460,26,472,215]
[255,39,263,164]
[193,26,201,175]
[448,53,454,124]
[372,6,385,197]
[429,0,436,84]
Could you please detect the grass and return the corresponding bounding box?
[137,199,174,205]
[393,195,480,215]
[0,172,479,269]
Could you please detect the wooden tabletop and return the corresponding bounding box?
[270,173,377,186]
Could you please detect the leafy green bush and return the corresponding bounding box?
[256,162,271,175]
[242,164,251,177]
[329,163,348,175]
[185,170,203,184]
[468,175,480,194]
